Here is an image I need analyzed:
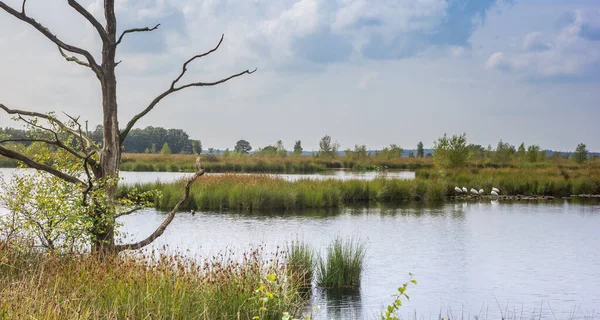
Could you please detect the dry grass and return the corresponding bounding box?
[0,246,306,319]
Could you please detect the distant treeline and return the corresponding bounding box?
[1,127,596,159]
[1,126,195,155]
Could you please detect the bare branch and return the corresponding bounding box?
[0,1,103,79]
[116,170,204,251]
[0,137,84,161]
[171,34,224,89]
[115,23,160,46]
[0,145,85,185]
[66,0,109,42]
[120,34,256,142]
[57,46,91,67]
[82,154,94,206]
[1,104,98,151]
[115,207,143,218]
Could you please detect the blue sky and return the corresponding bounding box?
[0,0,599,151]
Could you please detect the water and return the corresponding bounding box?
[2,168,599,319]
[116,202,600,319]
[0,168,415,185]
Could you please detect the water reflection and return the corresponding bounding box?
[315,288,363,320]
[114,201,600,319]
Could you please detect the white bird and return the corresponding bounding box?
[470,188,479,195]
[492,187,499,193]
[479,188,484,194]
[462,187,468,193]
[491,190,499,196]
[454,186,462,193]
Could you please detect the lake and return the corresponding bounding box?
[1,168,599,319]
[115,202,600,319]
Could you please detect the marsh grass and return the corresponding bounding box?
[316,238,366,288]
[286,240,315,290]
[118,153,434,173]
[417,167,600,197]
[0,246,306,319]
[116,167,600,212]
[118,175,448,212]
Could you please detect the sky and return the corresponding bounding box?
[0,0,599,152]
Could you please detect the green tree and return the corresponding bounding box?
[433,133,469,168]
[416,142,424,158]
[517,142,526,160]
[275,140,286,157]
[467,144,485,161]
[318,135,339,158]
[0,142,155,251]
[527,145,541,162]
[293,140,303,155]
[234,140,252,154]
[494,140,515,164]
[346,144,368,160]
[192,140,202,155]
[257,145,277,157]
[408,151,415,158]
[150,143,157,154]
[573,143,588,163]
[160,142,172,155]
[389,144,403,158]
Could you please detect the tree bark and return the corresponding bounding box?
[93,0,119,253]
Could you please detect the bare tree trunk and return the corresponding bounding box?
[93,1,119,253]
[1,0,254,254]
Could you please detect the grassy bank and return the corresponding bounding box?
[416,167,600,196]
[119,168,600,211]
[0,247,306,319]
[119,174,449,211]
[119,153,434,173]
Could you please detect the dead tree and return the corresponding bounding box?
[0,1,255,253]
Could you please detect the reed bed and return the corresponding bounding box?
[119,153,434,173]
[286,240,315,290]
[416,167,600,197]
[316,238,366,288]
[0,246,306,319]
[118,167,600,212]
[118,175,448,212]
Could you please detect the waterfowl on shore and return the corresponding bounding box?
[492,187,500,193]
[470,188,479,195]
[454,186,462,193]
[479,188,484,194]
[462,187,468,193]
[491,190,499,196]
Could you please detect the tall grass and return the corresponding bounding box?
[118,169,600,212]
[118,153,434,173]
[286,240,315,290]
[316,238,366,288]
[416,167,600,197]
[118,175,450,212]
[0,246,306,319]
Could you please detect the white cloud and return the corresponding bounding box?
[487,10,600,79]
[522,32,553,52]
